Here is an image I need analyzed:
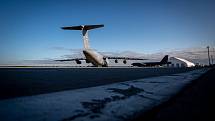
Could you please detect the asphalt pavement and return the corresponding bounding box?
[0,67,196,100]
[132,67,214,121]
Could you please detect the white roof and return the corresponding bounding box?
[170,57,195,67]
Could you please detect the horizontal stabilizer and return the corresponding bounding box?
[62,24,104,30]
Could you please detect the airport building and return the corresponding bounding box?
[168,57,195,68]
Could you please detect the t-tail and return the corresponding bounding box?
[62,24,104,50]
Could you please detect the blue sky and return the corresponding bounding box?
[0,0,215,64]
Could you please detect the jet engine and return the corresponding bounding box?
[103,57,109,67]
[115,59,118,63]
[123,60,127,64]
[75,59,82,64]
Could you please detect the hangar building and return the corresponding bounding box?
[168,57,195,67]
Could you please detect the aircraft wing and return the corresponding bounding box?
[55,58,88,64]
[105,56,147,60]
[55,58,86,61]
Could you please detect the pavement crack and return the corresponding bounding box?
[62,86,146,121]
[107,85,145,97]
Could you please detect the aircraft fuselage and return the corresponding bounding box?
[83,49,107,67]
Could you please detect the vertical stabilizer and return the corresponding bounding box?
[62,24,104,50]
[160,55,168,63]
[82,29,90,49]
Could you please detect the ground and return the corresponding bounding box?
[0,68,207,121]
[133,67,214,121]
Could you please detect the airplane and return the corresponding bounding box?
[56,24,146,67]
[131,55,171,67]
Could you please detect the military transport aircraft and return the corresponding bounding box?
[56,24,146,67]
[131,55,171,67]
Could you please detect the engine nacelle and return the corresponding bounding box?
[75,59,82,64]
[115,59,118,63]
[102,57,109,67]
[123,60,127,64]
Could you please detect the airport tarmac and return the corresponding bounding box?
[132,67,214,121]
[0,67,198,100]
[0,68,208,121]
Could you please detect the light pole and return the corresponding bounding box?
[207,46,211,66]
